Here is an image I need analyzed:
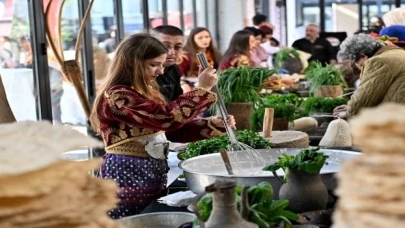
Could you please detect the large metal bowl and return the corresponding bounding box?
[119,212,195,228]
[179,148,360,197]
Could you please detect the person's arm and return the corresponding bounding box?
[347,58,395,116]
[102,85,217,131]
[176,52,191,76]
[165,117,225,143]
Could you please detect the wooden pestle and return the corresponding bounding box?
[263,108,274,138]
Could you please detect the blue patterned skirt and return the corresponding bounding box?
[99,154,169,219]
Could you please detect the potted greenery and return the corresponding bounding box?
[250,94,302,131]
[305,61,347,97]
[300,97,347,116]
[217,66,275,130]
[263,147,329,213]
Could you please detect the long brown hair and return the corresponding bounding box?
[183,27,222,72]
[220,30,252,66]
[90,33,167,133]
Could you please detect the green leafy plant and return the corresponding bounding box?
[217,66,276,104]
[263,147,329,183]
[250,94,303,132]
[305,62,347,94]
[300,97,347,116]
[197,182,299,228]
[178,130,272,160]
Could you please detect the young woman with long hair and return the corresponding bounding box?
[219,30,256,70]
[90,33,235,219]
[177,27,221,91]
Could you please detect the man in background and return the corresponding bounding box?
[151,25,184,102]
[292,24,336,66]
[252,14,274,29]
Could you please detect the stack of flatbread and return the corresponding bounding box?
[0,121,119,228]
[333,103,405,228]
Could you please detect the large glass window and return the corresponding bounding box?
[0,0,37,121]
[183,0,194,35]
[122,0,144,35]
[167,0,181,28]
[149,0,164,28]
[196,0,207,27]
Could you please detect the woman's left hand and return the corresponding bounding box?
[211,115,236,130]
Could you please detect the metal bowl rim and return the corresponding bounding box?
[119,212,196,221]
[178,148,361,177]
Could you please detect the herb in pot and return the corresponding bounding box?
[299,97,347,116]
[217,66,276,104]
[262,147,329,183]
[197,182,299,228]
[250,94,302,132]
[304,61,347,95]
[178,130,272,160]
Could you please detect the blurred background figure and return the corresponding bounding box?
[177,27,221,90]
[219,30,255,70]
[292,24,336,66]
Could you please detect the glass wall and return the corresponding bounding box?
[0,0,37,121]
[122,0,144,35]
[183,0,194,35]
[2,0,214,125]
[167,0,181,28]
[196,0,207,27]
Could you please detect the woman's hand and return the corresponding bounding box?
[333,105,347,113]
[211,115,236,130]
[197,66,218,90]
[333,105,348,119]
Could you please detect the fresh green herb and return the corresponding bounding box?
[299,97,347,116]
[197,182,299,228]
[217,66,276,104]
[250,94,303,132]
[304,61,347,94]
[178,130,272,160]
[263,147,329,183]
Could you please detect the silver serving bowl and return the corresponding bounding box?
[179,148,360,197]
[119,212,195,228]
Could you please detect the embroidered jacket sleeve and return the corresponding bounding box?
[177,52,191,76]
[102,85,217,131]
[165,118,225,143]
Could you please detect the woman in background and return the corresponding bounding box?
[177,27,221,92]
[219,30,256,70]
[244,27,268,67]
[258,25,281,68]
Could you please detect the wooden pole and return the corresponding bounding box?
[263,108,274,138]
[0,76,16,123]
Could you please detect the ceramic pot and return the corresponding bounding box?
[278,169,328,213]
[225,103,253,130]
[314,86,342,98]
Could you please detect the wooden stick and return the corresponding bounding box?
[0,75,16,123]
[263,108,274,138]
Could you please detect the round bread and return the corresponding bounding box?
[0,121,103,177]
[262,130,309,148]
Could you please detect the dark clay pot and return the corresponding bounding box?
[279,169,328,213]
[225,103,253,130]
